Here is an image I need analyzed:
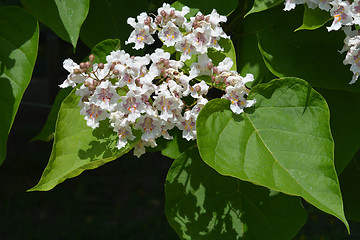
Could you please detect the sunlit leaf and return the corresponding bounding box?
[29,90,139,191]
[22,0,89,48]
[0,6,39,165]
[197,78,348,231]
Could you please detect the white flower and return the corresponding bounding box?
[158,21,182,47]
[222,85,255,114]
[126,13,156,49]
[153,89,182,121]
[59,59,86,88]
[189,54,212,79]
[80,102,109,129]
[135,114,162,141]
[190,80,209,98]
[89,80,120,111]
[177,110,197,141]
[327,0,353,32]
[119,90,145,123]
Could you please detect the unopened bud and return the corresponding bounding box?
[144,17,151,25]
[93,80,100,86]
[160,58,165,63]
[163,59,169,67]
[212,66,218,74]
[81,68,87,73]
[82,96,89,102]
[113,69,119,75]
[195,15,202,21]
[98,62,104,69]
[110,63,116,71]
[211,75,216,82]
[80,62,86,69]
[206,62,213,69]
[74,68,81,74]
[135,78,141,86]
[205,16,210,22]
[192,20,198,28]
[170,10,175,17]
[155,16,162,24]
[160,10,167,18]
[85,61,91,69]
[215,80,220,84]
[88,84,95,91]
[194,85,201,92]
[84,81,90,87]
[89,54,95,62]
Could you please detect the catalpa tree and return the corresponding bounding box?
[1,0,360,239]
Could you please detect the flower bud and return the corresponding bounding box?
[113,69,120,75]
[205,16,210,22]
[192,20,198,28]
[195,15,202,21]
[82,96,89,102]
[144,17,151,25]
[93,80,100,86]
[80,62,86,69]
[88,84,95,91]
[155,16,162,25]
[212,66,218,74]
[215,80,220,84]
[163,59,169,67]
[160,10,167,18]
[85,61,92,69]
[206,62,213,69]
[84,81,90,87]
[110,62,116,71]
[211,75,216,82]
[74,68,81,74]
[170,10,175,17]
[89,54,95,62]
[98,62,105,69]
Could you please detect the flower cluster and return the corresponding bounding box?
[60,3,255,157]
[284,0,360,84]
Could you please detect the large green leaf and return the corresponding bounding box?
[317,88,360,174]
[196,78,348,230]
[22,0,89,48]
[295,5,332,31]
[80,0,148,54]
[0,6,39,165]
[252,5,356,91]
[165,147,307,239]
[32,39,120,142]
[29,89,139,191]
[245,0,283,17]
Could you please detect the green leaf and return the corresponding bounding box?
[165,147,307,239]
[90,39,121,63]
[253,5,357,91]
[245,0,283,17]
[196,77,349,231]
[295,5,332,31]
[150,128,196,159]
[22,0,89,49]
[317,88,360,173]
[176,0,238,16]
[32,88,72,142]
[208,38,237,71]
[29,89,139,191]
[0,6,39,165]
[80,0,148,54]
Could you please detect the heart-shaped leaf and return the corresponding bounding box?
[0,6,39,165]
[196,77,348,230]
